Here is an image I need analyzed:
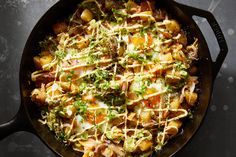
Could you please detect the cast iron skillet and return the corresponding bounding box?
[0,0,228,156]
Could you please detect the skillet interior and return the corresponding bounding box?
[20,0,213,156]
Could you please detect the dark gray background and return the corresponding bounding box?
[0,0,235,156]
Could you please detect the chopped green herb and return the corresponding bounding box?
[107,109,118,120]
[112,9,129,18]
[80,132,88,140]
[98,81,110,90]
[57,132,68,141]
[73,100,87,115]
[128,52,147,63]
[132,76,151,96]
[79,82,87,92]
[55,50,66,60]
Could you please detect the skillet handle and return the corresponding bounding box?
[173,1,228,80]
[0,105,34,140]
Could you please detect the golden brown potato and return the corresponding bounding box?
[166,120,182,136]
[138,140,153,151]
[159,53,173,63]
[140,111,152,123]
[33,51,53,69]
[127,112,136,121]
[168,120,182,128]
[171,44,186,61]
[31,88,46,106]
[81,9,93,22]
[185,91,198,106]
[172,50,186,61]
[170,98,180,109]
[131,35,145,48]
[165,69,181,84]
[77,39,90,49]
[39,55,53,67]
[165,20,181,34]
[178,31,188,46]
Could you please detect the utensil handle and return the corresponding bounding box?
[173,1,228,80]
[0,105,34,140]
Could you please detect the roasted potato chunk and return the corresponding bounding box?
[31,87,46,106]
[140,111,152,123]
[166,120,182,136]
[33,51,53,69]
[165,19,181,34]
[185,91,198,106]
[138,140,153,151]
[81,9,93,22]
[170,98,181,109]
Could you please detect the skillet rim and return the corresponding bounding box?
[19,0,214,156]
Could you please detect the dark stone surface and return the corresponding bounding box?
[0,0,235,156]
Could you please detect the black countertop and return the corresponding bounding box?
[0,0,235,156]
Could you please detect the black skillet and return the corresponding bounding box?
[0,0,228,156]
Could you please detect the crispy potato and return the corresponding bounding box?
[131,35,145,48]
[185,91,198,106]
[159,53,173,63]
[81,9,93,22]
[172,50,186,61]
[33,51,53,69]
[165,20,180,34]
[77,39,90,49]
[39,55,53,67]
[166,120,182,136]
[127,112,136,121]
[170,98,180,109]
[165,69,181,84]
[138,140,153,151]
[31,88,46,106]
[178,31,188,46]
[140,111,152,123]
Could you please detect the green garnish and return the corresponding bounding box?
[55,50,66,60]
[73,100,87,115]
